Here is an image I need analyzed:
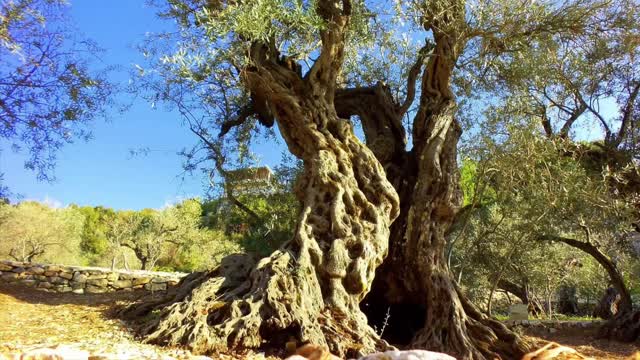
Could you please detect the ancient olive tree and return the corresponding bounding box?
[0,0,114,186]
[122,0,620,358]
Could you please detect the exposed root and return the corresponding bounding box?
[120,250,391,357]
[409,278,530,360]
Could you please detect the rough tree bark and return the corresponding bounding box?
[335,9,529,358]
[120,2,400,357]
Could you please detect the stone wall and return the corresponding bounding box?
[0,260,186,294]
[505,319,604,333]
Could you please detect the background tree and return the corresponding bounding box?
[77,206,114,265]
[0,201,84,263]
[0,0,115,190]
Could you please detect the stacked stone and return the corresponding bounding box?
[0,260,185,294]
[504,319,603,331]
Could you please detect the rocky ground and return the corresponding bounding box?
[0,283,637,359]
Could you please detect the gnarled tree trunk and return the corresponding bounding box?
[338,18,529,358]
[338,73,528,360]
[119,4,400,357]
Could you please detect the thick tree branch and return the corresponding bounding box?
[334,83,406,166]
[306,0,351,98]
[217,105,254,138]
[558,102,587,138]
[538,234,632,313]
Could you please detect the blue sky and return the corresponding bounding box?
[1,1,285,210]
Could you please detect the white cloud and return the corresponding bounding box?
[159,194,198,210]
[23,195,65,209]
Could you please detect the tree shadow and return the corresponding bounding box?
[0,283,164,308]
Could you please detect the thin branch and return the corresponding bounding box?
[613,81,640,148]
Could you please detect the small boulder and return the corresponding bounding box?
[112,279,132,289]
[86,285,106,294]
[45,265,62,272]
[132,277,151,286]
[359,350,456,360]
[59,272,74,280]
[73,272,88,283]
[87,278,108,287]
[1,273,20,282]
[145,282,167,291]
[38,281,53,289]
[29,266,45,274]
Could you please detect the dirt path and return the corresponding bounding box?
[1,284,637,359]
[524,326,639,360]
[0,284,254,359]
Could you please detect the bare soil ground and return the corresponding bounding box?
[0,284,270,359]
[0,283,637,359]
[523,326,639,360]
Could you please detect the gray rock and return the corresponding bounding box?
[88,278,108,287]
[57,286,73,293]
[43,271,58,277]
[5,261,24,267]
[72,288,84,294]
[22,280,37,287]
[145,282,167,291]
[49,276,68,285]
[72,272,87,283]
[86,285,106,294]
[35,275,47,281]
[38,281,52,289]
[112,279,132,289]
[548,328,558,334]
[359,350,456,360]
[45,265,62,272]
[29,266,45,274]
[12,267,26,273]
[1,273,20,281]
[59,272,73,280]
[107,272,119,282]
[70,281,85,289]
[151,277,167,283]
[132,277,151,286]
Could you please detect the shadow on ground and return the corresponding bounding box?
[524,327,639,360]
[0,283,163,308]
